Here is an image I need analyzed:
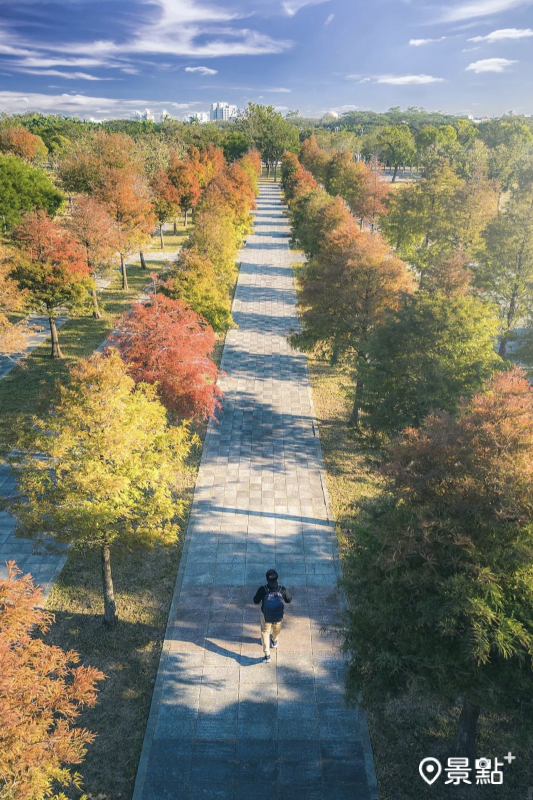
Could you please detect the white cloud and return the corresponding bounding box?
[14,69,116,80]
[0,89,201,117]
[347,73,445,85]
[438,0,533,23]
[282,0,331,16]
[468,27,533,41]
[409,37,446,46]
[266,87,292,92]
[185,65,218,75]
[0,0,292,74]
[466,57,517,71]
[325,13,335,24]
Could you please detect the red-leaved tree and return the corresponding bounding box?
[0,562,104,800]
[10,211,93,358]
[112,291,222,420]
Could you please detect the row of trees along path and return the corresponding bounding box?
[0,230,181,596]
[132,181,378,800]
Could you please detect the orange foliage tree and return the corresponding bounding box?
[94,167,155,290]
[0,562,104,800]
[10,211,93,358]
[0,127,48,162]
[352,156,391,230]
[168,155,202,226]
[66,194,120,318]
[150,168,180,248]
[299,134,330,183]
[291,220,414,424]
[112,290,221,420]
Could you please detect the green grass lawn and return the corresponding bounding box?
[147,222,192,253]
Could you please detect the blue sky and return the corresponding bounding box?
[0,0,532,120]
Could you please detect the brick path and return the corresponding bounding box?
[133,182,378,800]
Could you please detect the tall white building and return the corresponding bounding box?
[210,102,238,121]
[130,108,155,122]
[186,111,210,123]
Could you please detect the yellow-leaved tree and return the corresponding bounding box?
[9,350,193,626]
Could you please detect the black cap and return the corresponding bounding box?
[266,569,278,583]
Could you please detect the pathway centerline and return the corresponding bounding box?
[133,182,378,800]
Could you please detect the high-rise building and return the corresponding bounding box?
[210,102,238,121]
[130,108,155,122]
[185,111,210,123]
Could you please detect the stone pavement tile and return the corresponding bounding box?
[154,707,198,740]
[142,779,189,800]
[195,715,237,740]
[234,757,278,782]
[233,785,280,800]
[190,740,235,784]
[133,183,376,800]
[187,785,233,800]
[278,759,322,785]
[237,718,278,740]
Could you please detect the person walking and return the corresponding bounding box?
[253,569,292,663]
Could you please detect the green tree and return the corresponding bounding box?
[238,103,299,179]
[324,151,367,215]
[377,125,416,182]
[163,250,234,333]
[360,267,502,435]
[0,154,64,230]
[344,367,533,759]
[475,190,533,357]
[10,350,193,626]
[290,189,351,258]
[381,165,498,281]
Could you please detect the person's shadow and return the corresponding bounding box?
[203,638,263,667]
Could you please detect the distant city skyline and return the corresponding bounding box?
[0,0,532,120]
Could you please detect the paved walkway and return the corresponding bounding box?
[133,183,378,800]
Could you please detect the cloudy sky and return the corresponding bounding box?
[0,0,532,120]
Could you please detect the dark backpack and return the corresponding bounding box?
[263,585,284,623]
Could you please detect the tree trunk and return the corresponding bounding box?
[140,250,147,270]
[274,162,278,182]
[498,335,508,358]
[173,219,178,235]
[120,253,128,290]
[159,223,165,249]
[453,699,480,762]
[350,377,364,426]
[392,164,398,183]
[267,162,271,177]
[101,543,117,626]
[184,209,188,227]
[48,317,63,359]
[92,288,101,319]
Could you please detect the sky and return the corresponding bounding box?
[0,0,532,120]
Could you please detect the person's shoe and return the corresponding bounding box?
[263,654,271,663]
[270,636,278,649]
